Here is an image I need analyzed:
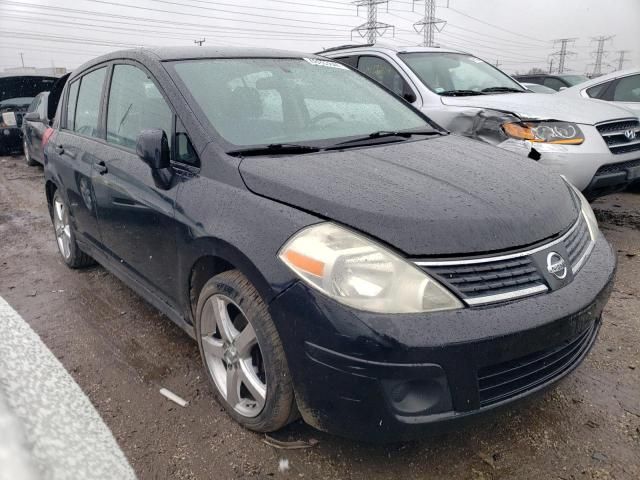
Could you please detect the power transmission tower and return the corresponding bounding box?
[588,35,614,76]
[352,0,394,44]
[412,0,446,47]
[548,57,554,73]
[550,38,577,73]
[613,49,629,71]
[194,38,206,46]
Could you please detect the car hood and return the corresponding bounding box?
[238,135,579,256]
[0,76,57,103]
[440,92,633,124]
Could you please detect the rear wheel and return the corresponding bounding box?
[24,139,38,166]
[196,270,296,432]
[51,191,94,268]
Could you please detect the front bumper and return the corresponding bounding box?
[531,125,640,197]
[269,234,616,442]
[0,126,23,153]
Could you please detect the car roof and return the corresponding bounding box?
[318,43,463,55]
[68,46,329,82]
[576,68,639,88]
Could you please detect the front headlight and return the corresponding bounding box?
[563,180,599,241]
[278,223,462,314]
[503,121,585,144]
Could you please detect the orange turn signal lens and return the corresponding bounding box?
[502,122,536,141]
[283,250,325,277]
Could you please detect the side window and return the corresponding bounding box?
[106,64,173,151]
[357,56,412,99]
[612,75,640,102]
[74,67,107,137]
[586,81,609,99]
[65,80,79,130]
[175,119,199,167]
[37,95,47,119]
[543,77,565,91]
[27,96,40,113]
[334,56,358,68]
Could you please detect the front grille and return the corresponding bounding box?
[563,213,591,269]
[15,112,24,128]
[596,119,640,155]
[477,323,596,407]
[425,258,545,302]
[595,158,640,175]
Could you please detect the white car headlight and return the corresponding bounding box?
[1,112,17,127]
[563,178,599,241]
[278,223,463,314]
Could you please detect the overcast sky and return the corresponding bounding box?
[0,0,638,75]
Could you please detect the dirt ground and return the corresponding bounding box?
[0,155,638,480]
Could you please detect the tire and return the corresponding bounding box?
[24,139,38,166]
[51,190,95,268]
[196,270,297,432]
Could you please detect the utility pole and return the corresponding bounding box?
[588,35,614,76]
[494,59,500,69]
[412,0,446,47]
[193,38,206,46]
[613,49,629,71]
[550,38,577,73]
[548,57,554,74]
[19,52,24,68]
[352,0,394,44]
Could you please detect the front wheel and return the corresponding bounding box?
[196,270,297,432]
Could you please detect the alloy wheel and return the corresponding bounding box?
[53,196,72,260]
[200,294,267,418]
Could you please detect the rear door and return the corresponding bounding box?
[53,66,108,248]
[90,62,179,301]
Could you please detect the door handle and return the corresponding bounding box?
[55,145,64,155]
[96,161,108,175]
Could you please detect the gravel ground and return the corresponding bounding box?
[0,155,638,480]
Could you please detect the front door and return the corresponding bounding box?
[91,63,179,301]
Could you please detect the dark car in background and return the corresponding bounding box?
[513,73,589,91]
[0,74,57,155]
[22,91,50,166]
[44,47,615,441]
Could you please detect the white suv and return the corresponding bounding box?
[321,44,640,199]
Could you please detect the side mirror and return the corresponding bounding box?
[136,129,173,189]
[24,111,42,122]
[403,91,417,103]
[136,129,170,170]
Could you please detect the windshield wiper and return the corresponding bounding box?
[439,89,485,96]
[226,143,321,157]
[329,129,442,148]
[481,86,525,93]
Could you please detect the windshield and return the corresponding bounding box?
[559,75,589,86]
[171,58,431,147]
[398,52,525,95]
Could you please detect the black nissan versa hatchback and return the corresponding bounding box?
[44,47,615,442]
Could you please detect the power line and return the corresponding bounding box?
[352,1,395,44]
[445,7,549,45]
[550,38,578,73]
[412,0,446,46]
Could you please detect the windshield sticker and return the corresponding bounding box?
[303,58,347,69]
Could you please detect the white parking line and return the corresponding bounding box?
[0,296,136,480]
